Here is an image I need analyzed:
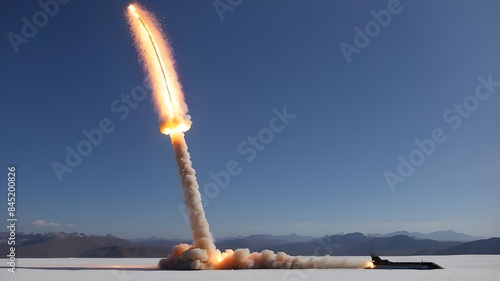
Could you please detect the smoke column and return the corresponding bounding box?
[169,133,218,265]
[126,3,370,270]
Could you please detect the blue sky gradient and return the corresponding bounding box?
[1,0,499,239]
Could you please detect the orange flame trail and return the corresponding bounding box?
[127,4,191,135]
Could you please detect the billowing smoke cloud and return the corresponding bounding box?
[215,249,366,269]
[160,246,368,270]
[126,3,369,271]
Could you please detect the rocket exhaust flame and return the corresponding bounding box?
[126,3,369,270]
[127,4,191,135]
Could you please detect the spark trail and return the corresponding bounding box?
[126,3,369,270]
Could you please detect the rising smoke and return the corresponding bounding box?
[126,3,368,270]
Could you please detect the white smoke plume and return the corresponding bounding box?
[158,133,219,270]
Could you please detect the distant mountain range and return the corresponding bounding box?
[0,231,498,258]
[366,230,483,242]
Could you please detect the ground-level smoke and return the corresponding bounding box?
[126,3,369,270]
[160,247,369,270]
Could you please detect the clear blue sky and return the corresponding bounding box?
[1,0,499,239]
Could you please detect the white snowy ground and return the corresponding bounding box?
[1,255,499,281]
